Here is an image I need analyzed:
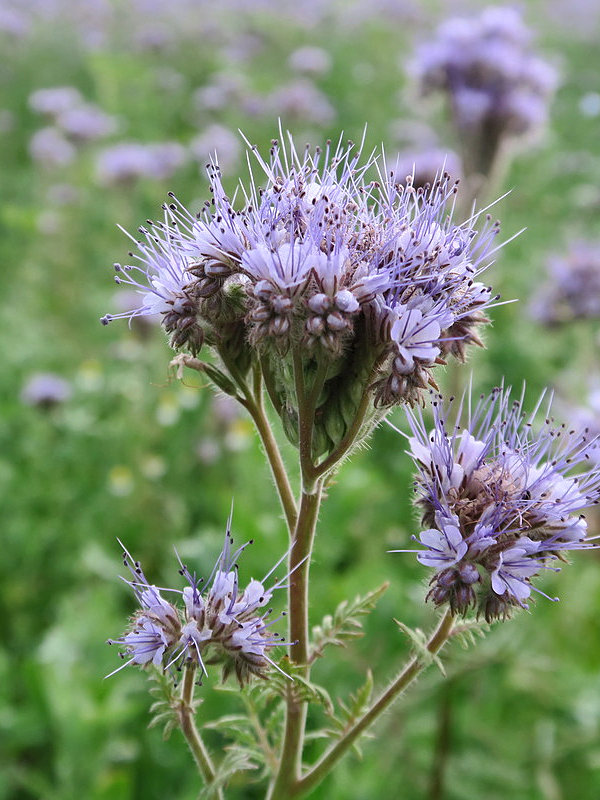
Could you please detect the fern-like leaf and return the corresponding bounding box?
[259,657,334,713]
[395,619,447,676]
[309,582,389,663]
[451,618,489,649]
[147,668,197,741]
[197,748,258,799]
[320,670,375,758]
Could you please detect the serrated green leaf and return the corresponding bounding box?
[395,619,446,676]
[258,657,333,713]
[309,583,389,663]
[452,619,489,649]
[145,667,189,741]
[197,748,259,799]
[319,670,375,759]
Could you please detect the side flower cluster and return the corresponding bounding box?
[395,387,600,621]
[107,519,293,686]
[102,130,502,456]
[412,6,558,177]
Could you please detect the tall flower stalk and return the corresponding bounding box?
[103,131,599,798]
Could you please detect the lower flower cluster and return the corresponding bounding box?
[108,518,291,686]
[395,387,600,620]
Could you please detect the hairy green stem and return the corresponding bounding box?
[268,485,323,799]
[178,666,223,799]
[294,610,455,797]
[175,353,297,534]
[241,391,298,536]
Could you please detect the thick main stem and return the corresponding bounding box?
[178,666,223,799]
[269,486,323,799]
[295,610,455,798]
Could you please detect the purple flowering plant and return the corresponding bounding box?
[410,7,558,204]
[103,131,600,798]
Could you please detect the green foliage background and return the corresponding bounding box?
[2,1,600,798]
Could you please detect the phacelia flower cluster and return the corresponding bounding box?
[396,387,600,621]
[412,7,558,178]
[103,131,502,457]
[530,241,600,326]
[108,519,293,686]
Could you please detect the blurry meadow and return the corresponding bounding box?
[3,0,600,798]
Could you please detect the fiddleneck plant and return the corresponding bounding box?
[103,132,599,799]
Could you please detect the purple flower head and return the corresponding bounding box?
[189,124,241,174]
[267,79,336,126]
[29,127,76,169]
[56,103,117,142]
[21,372,72,408]
[530,241,600,326]
[107,512,295,686]
[28,86,83,116]
[391,148,462,191]
[411,7,559,177]
[396,386,600,620]
[105,129,506,457]
[288,46,332,77]
[95,141,187,186]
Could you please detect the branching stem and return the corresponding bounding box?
[268,486,323,799]
[294,610,455,798]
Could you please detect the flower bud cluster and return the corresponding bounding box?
[103,131,502,456]
[395,388,600,621]
[412,7,558,176]
[107,522,292,686]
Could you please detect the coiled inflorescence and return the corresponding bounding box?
[102,131,504,456]
[107,516,293,686]
[394,387,600,621]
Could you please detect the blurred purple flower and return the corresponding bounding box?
[411,6,559,177]
[189,124,241,173]
[530,241,600,325]
[288,46,332,76]
[95,141,187,185]
[267,79,336,126]
[28,86,83,116]
[193,72,246,112]
[29,127,76,168]
[56,103,118,142]
[21,372,72,408]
